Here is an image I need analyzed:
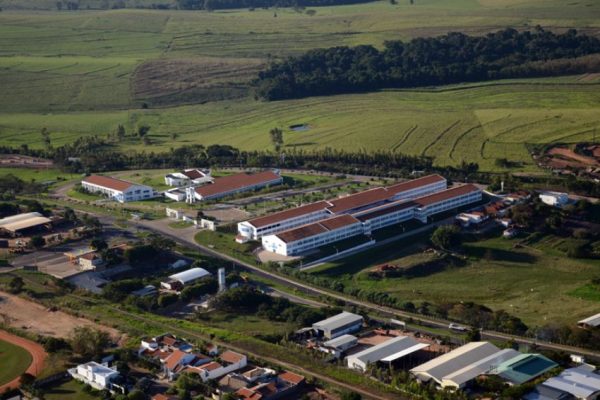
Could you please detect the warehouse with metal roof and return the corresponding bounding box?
[312,312,363,340]
[161,267,211,291]
[440,348,521,389]
[578,313,600,329]
[0,212,52,236]
[410,342,501,386]
[347,336,430,372]
[537,366,600,399]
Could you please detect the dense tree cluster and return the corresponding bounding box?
[176,0,373,11]
[254,28,600,100]
[210,285,329,326]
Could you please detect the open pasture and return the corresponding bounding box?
[310,236,600,326]
[0,338,32,387]
[1,78,599,171]
[0,0,599,171]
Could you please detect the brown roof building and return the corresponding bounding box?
[194,171,282,201]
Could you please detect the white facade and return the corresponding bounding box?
[194,353,247,382]
[237,175,446,240]
[347,336,429,372]
[262,218,364,256]
[164,169,212,187]
[81,177,155,203]
[69,362,120,391]
[165,188,187,201]
[539,191,569,207]
[237,207,331,241]
[414,186,482,223]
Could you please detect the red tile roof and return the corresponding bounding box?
[386,174,446,195]
[247,201,330,228]
[220,350,245,364]
[275,215,360,243]
[415,184,480,207]
[199,361,222,371]
[82,175,134,191]
[327,187,389,214]
[183,169,206,179]
[278,371,305,385]
[195,171,281,198]
[236,387,263,400]
[355,200,416,222]
[165,349,188,370]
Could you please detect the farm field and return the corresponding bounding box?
[309,235,600,326]
[0,0,599,171]
[0,338,32,386]
[2,79,600,171]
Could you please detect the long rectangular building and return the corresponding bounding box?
[81,175,156,203]
[261,214,363,256]
[189,170,282,202]
[238,174,447,240]
[260,183,482,256]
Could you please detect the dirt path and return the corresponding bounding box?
[0,329,47,392]
[0,291,122,341]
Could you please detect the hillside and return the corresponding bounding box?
[0,1,599,171]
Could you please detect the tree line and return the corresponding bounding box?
[254,27,600,100]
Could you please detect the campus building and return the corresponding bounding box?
[257,182,482,257]
[81,175,156,203]
[187,170,283,202]
[237,174,447,240]
[261,214,364,256]
[164,169,212,187]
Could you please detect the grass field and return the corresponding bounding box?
[310,234,600,326]
[0,167,80,183]
[0,1,600,171]
[43,379,99,400]
[0,338,32,386]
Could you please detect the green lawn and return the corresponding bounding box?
[0,338,33,386]
[0,168,80,184]
[310,235,600,326]
[43,379,99,400]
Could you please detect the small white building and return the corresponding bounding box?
[78,251,103,270]
[161,267,211,291]
[164,169,212,187]
[81,175,156,203]
[578,313,600,329]
[165,188,187,202]
[187,350,247,382]
[69,362,122,393]
[539,191,569,207]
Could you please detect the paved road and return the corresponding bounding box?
[128,218,600,362]
[11,275,396,400]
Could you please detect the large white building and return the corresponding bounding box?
[160,267,211,291]
[187,170,282,202]
[346,336,430,372]
[164,169,212,187]
[81,175,156,203]
[69,362,123,393]
[539,191,569,207]
[541,366,600,399]
[237,174,447,240]
[312,311,363,340]
[261,214,364,256]
[258,182,481,257]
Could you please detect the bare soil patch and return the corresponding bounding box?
[133,57,265,106]
[548,147,599,167]
[0,291,121,341]
[0,154,53,168]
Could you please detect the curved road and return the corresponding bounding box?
[129,218,600,362]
